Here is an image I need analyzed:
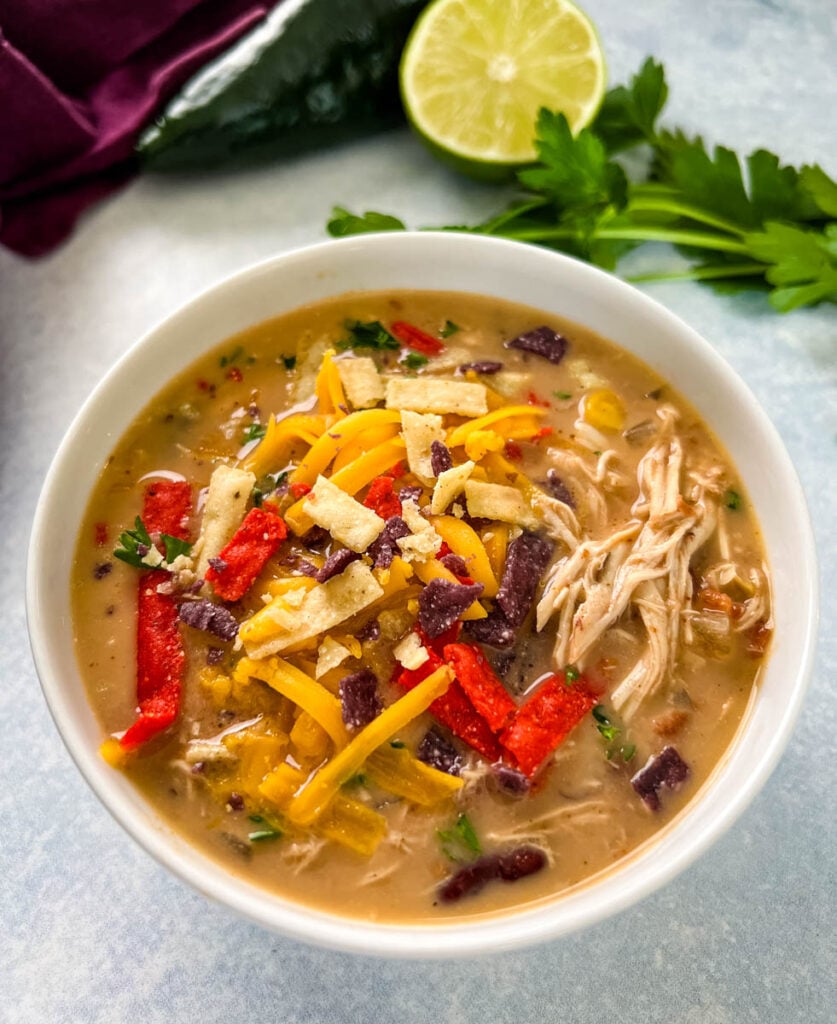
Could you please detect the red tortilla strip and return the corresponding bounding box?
[205,506,287,602]
[500,674,596,778]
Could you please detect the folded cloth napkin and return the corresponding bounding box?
[0,0,271,258]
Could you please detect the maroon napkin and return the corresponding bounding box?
[0,0,271,258]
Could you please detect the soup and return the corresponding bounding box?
[72,291,771,922]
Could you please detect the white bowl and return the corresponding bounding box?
[27,233,818,958]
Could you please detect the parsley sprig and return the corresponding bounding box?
[328,58,836,312]
[114,516,193,569]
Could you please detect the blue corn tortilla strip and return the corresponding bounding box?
[430,439,453,476]
[464,608,516,649]
[505,326,568,364]
[339,669,382,730]
[496,532,554,628]
[440,552,469,577]
[398,484,423,505]
[418,728,463,776]
[631,746,691,811]
[458,360,503,375]
[418,578,484,639]
[544,469,576,509]
[315,547,360,582]
[178,598,238,641]
[368,515,410,569]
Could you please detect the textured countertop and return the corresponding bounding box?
[2,1,835,1020]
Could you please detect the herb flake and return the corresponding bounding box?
[438,813,482,863]
[337,319,400,353]
[440,319,461,338]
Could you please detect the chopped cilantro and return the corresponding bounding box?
[621,743,637,763]
[440,319,461,338]
[564,664,580,684]
[390,740,406,749]
[553,390,572,400]
[401,351,429,370]
[219,345,244,368]
[438,813,482,862]
[724,489,742,510]
[336,319,399,352]
[593,705,620,744]
[114,516,190,569]
[281,354,297,371]
[243,422,267,444]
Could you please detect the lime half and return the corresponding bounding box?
[400,0,606,177]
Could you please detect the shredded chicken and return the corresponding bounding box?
[536,405,730,719]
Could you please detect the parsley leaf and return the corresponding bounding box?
[337,319,400,352]
[518,110,628,221]
[593,56,668,153]
[799,165,837,218]
[327,206,406,237]
[745,222,837,311]
[114,517,190,569]
[564,664,580,684]
[114,516,156,568]
[440,319,461,337]
[438,813,482,862]
[162,535,193,562]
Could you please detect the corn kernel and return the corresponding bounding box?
[583,389,626,433]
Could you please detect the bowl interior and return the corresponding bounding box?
[27,233,817,957]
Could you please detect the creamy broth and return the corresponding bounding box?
[72,291,770,921]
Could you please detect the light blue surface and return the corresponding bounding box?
[1,1,835,1020]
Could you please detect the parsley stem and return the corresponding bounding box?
[626,195,749,237]
[628,261,767,284]
[504,226,751,254]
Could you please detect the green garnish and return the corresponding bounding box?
[161,535,193,563]
[564,664,580,685]
[248,828,282,842]
[114,516,192,569]
[327,58,836,312]
[337,319,400,352]
[553,390,572,400]
[438,813,482,862]
[243,422,267,443]
[219,345,244,367]
[389,740,406,749]
[592,705,620,744]
[252,471,287,507]
[440,319,461,337]
[247,813,282,842]
[401,351,429,370]
[724,489,742,510]
[281,354,297,371]
[621,743,637,763]
[326,207,406,236]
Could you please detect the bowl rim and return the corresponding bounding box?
[26,231,819,958]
